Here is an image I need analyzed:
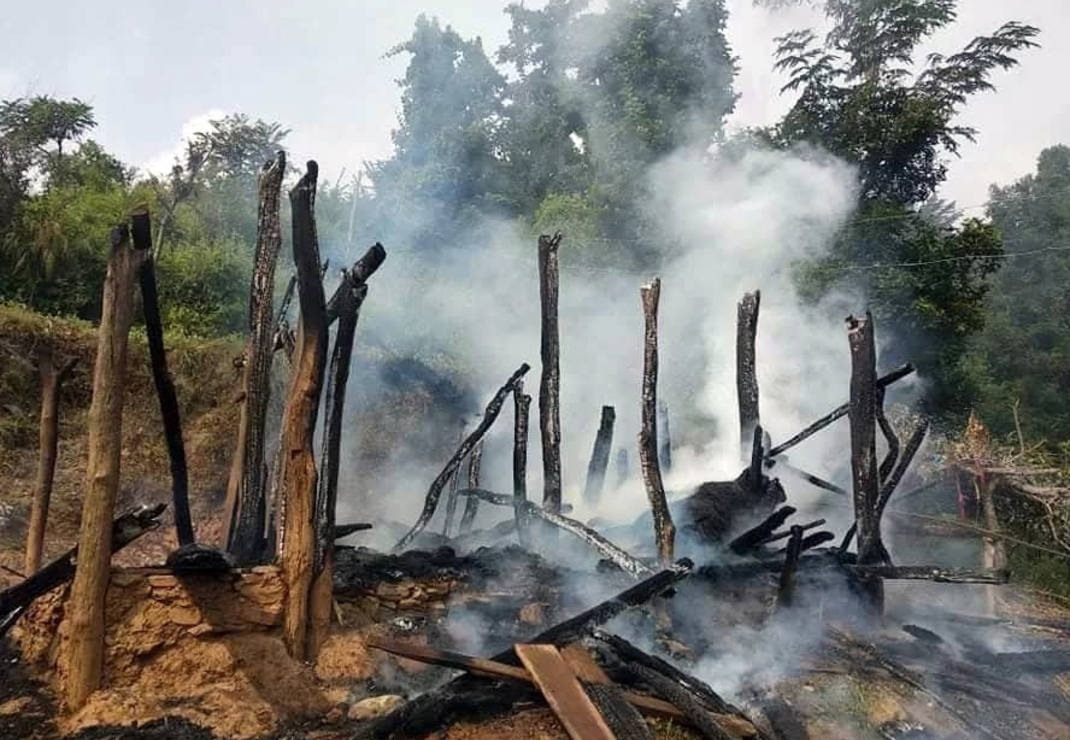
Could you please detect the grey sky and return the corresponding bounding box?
[1,0,1066,211]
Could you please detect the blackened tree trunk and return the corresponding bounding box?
[66,220,149,710]
[584,406,616,507]
[513,384,532,548]
[23,347,76,575]
[538,233,564,513]
[223,152,286,563]
[278,162,330,662]
[638,279,674,566]
[736,291,760,458]
[133,209,194,548]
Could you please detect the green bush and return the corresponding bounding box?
[154,239,252,337]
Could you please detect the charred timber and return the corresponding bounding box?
[764,458,848,496]
[133,210,194,548]
[846,566,1010,584]
[875,386,899,483]
[394,363,531,551]
[729,506,796,555]
[1,504,166,637]
[624,661,737,740]
[334,523,373,540]
[514,384,532,548]
[584,405,616,506]
[736,291,761,455]
[538,233,564,513]
[639,278,674,565]
[775,526,804,611]
[459,488,654,577]
[758,519,826,547]
[443,423,466,537]
[224,152,286,563]
[458,442,483,534]
[765,364,915,460]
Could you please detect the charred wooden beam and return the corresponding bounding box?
[223,152,286,562]
[23,346,77,574]
[278,161,330,662]
[1,503,166,637]
[458,441,484,535]
[737,291,761,456]
[765,458,848,496]
[66,220,149,710]
[639,278,674,566]
[622,661,737,740]
[133,210,194,548]
[334,523,373,540]
[272,274,297,357]
[775,526,805,610]
[746,425,765,497]
[459,488,654,577]
[846,313,887,609]
[846,566,1009,584]
[539,233,564,513]
[394,363,531,551]
[513,384,532,548]
[728,506,797,555]
[584,406,617,507]
[758,519,826,547]
[765,364,915,460]
[658,401,672,473]
[875,386,899,483]
[515,643,618,740]
[443,422,466,538]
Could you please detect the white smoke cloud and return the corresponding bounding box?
[140,108,228,178]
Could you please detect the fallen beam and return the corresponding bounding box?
[459,488,654,577]
[765,364,915,460]
[0,503,167,636]
[845,566,1010,584]
[394,363,530,551]
[515,644,618,740]
[729,506,796,555]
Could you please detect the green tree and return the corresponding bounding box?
[0,96,96,187]
[962,145,1070,442]
[771,0,1038,414]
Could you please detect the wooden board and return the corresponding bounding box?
[516,643,619,740]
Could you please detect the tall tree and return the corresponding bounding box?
[0,96,95,187]
[772,0,1039,413]
[964,145,1070,441]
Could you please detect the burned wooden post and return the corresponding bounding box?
[846,312,886,610]
[538,233,564,513]
[657,401,672,473]
[616,449,629,488]
[775,526,804,611]
[458,441,484,534]
[309,244,386,655]
[584,406,616,507]
[277,161,330,662]
[736,291,761,457]
[638,278,674,566]
[394,363,530,551]
[514,384,532,548]
[223,152,286,563]
[23,346,77,575]
[133,209,194,549]
[66,219,149,710]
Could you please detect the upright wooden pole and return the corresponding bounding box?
[638,279,674,566]
[513,383,532,548]
[24,347,76,575]
[223,152,286,563]
[736,291,761,458]
[65,220,148,709]
[278,162,330,661]
[846,312,885,611]
[538,233,564,513]
[458,442,484,534]
[583,406,616,507]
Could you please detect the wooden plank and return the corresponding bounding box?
[365,638,758,738]
[516,643,618,740]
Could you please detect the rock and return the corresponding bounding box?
[325,702,348,724]
[348,695,406,721]
[147,575,179,588]
[169,605,203,626]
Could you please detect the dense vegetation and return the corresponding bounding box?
[0,0,1062,449]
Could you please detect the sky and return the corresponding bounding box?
[0,0,1067,211]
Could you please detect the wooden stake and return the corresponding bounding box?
[584,406,616,507]
[513,384,532,548]
[223,152,287,563]
[639,279,674,566]
[846,312,885,610]
[278,161,330,662]
[538,233,564,513]
[23,346,76,575]
[736,291,761,457]
[65,220,148,710]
